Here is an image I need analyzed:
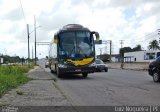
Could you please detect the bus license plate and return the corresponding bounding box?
[75,69,81,72]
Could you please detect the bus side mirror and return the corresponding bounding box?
[90,31,100,42]
[54,36,58,44]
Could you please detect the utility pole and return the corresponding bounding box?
[32,46,33,59]
[105,45,107,54]
[34,15,37,65]
[120,40,124,48]
[99,48,102,55]
[120,40,124,69]
[110,40,112,62]
[27,24,30,65]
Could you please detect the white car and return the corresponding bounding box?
[94,59,108,72]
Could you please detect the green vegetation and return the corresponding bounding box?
[119,44,143,56]
[0,65,33,97]
[0,54,38,65]
[97,54,110,62]
[148,40,160,50]
[1,55,23,64]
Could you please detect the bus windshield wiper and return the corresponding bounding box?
[77,46,88,58]
[68,46,76,59]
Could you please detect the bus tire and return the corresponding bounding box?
[56,66,62,78]
[82,73,88,78]
[51,69,54,73]
[50,66,54,73]
[57,72,62,78]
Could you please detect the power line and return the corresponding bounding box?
[135,32,157,42]
[135,34,159,45]
[129,31,160,45]
[19,0,27,24]
[109,31,160,54]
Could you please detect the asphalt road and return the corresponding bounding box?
[40,60,160,106]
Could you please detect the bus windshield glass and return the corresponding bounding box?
[59,31,94,61]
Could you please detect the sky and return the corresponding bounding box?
[0,0,160,58]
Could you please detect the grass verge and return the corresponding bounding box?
[0,64,34,97]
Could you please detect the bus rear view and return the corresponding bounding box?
[49,24,100,78]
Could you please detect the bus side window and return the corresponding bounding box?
[156,57,160,62]
[157,52,160,58]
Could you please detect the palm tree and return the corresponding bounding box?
[148,40,160,50]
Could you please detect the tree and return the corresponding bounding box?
[2,55,21,63]
[119,45,143,57]
[148,40,160,50]
[119,47,132,57]
[97,54,110,62]
[132,44,142,51]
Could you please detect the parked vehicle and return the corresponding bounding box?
[94,59,108,72]
[148,56,160,82]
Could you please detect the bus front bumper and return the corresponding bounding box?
[59,66,95,74]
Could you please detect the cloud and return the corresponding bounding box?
[37,4,78,32]
[136,2,160,18]
[70,0,95,6]
[3,8,23,21]
[1,0,160,57]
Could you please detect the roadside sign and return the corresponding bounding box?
[95,40,102,44]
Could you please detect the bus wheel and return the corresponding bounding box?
[51,69,54,73]
[82,73,88,78]
[56,67,62,78]
[58,73,62,78]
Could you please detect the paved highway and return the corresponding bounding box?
[40,60,160,106]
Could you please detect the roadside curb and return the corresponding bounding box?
[109,67,148,71]
[28,66,39,73]
[38,65,57,82]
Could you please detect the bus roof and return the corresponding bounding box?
[58,24,90,33]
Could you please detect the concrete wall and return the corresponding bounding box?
[107,62,149,70]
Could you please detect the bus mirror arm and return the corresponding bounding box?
[90,31,100,41]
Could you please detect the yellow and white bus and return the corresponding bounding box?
[49,24,100,78]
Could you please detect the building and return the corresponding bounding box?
[124,50,160,62]
[0,54,3,64]
[111,54,121,62]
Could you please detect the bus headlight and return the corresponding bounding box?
[89,63,95,67]
[58,64,67,68]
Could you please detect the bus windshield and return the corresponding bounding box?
[59,31,94,61]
